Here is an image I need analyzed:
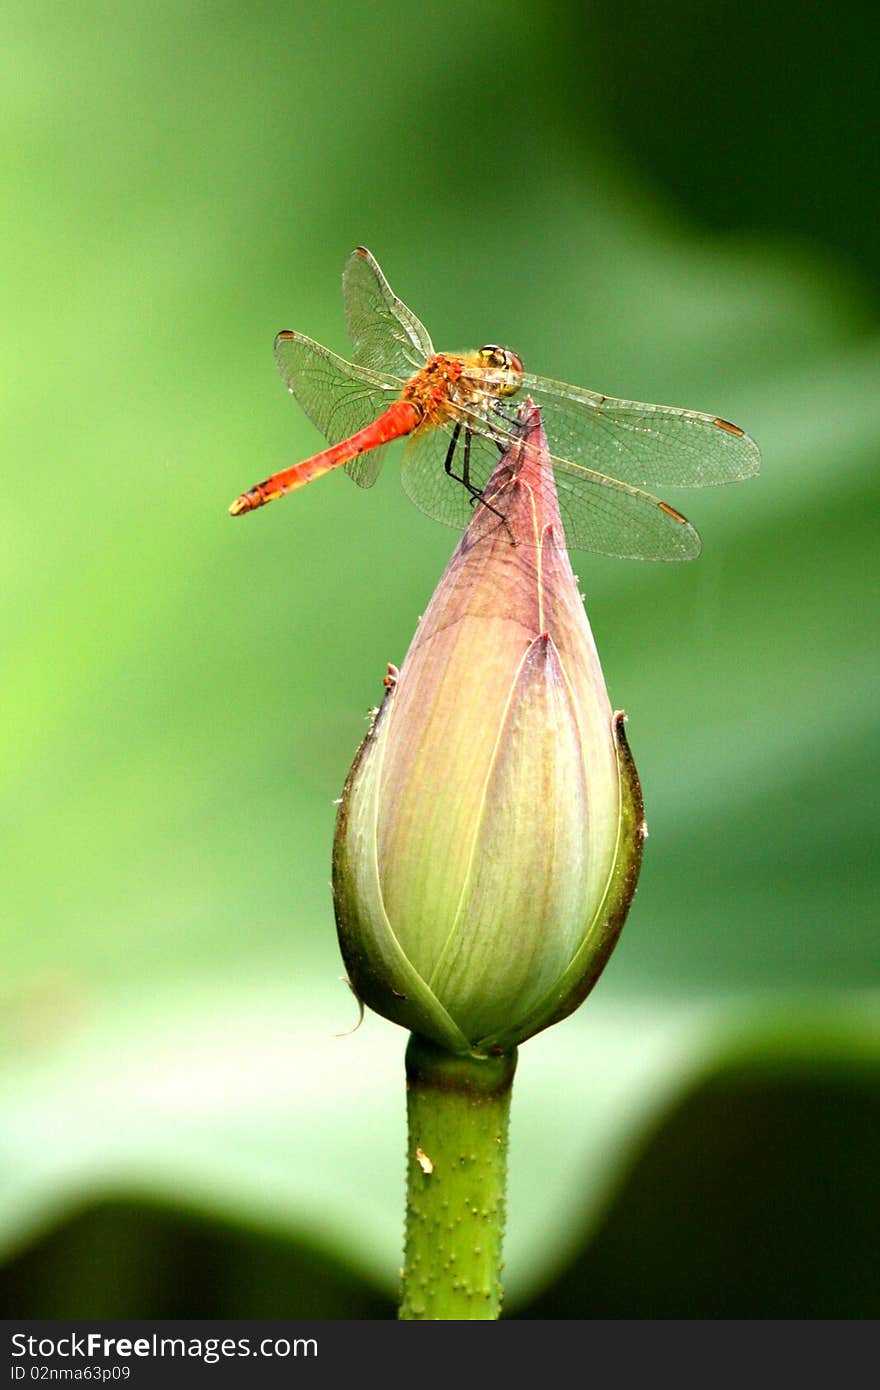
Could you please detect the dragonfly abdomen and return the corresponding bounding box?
[229,399,421,515]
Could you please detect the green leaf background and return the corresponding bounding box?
[2,0,877,1317]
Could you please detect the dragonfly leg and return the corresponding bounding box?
[442,422,477,497]
[442,421,463,477]
[443,421,513,539]
[443,423,479,503]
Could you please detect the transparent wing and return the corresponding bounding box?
[343,452,387,489]
[516,373,760,488]
[400,411,700,560]
[342,247,434,379]
[459,404,702,560]
[547,454,701,559]
[274,330,403,488]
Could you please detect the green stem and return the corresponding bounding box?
[399,1033,517,1320]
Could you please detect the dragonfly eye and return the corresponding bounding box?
[479,344,507,369]
[476,344,524,399]
[479,344,524,377]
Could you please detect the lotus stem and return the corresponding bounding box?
[399,1034,517,1320]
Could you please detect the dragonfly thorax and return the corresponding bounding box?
[402,353,468,421]
[402,349,524,425]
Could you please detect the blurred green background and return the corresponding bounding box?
[2,0,878,1318]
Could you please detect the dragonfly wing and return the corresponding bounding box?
[516,374,760,488]
[344,450,388,489]
[459,404,702,560]
[401,406,700,560]
[342,247,435,378]
[274,330,402,488]
[546,455,701,560]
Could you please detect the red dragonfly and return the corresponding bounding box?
[229,247,759,559]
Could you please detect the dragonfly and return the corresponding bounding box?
[229,247,759,559]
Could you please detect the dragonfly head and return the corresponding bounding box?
[477,344,524,397]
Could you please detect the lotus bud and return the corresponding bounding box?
[332,404,645,1055]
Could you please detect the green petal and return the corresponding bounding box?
[427,634,591,1039]
[478,711,645,1052]
[333,686,469,1054]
